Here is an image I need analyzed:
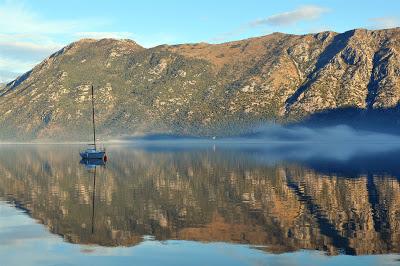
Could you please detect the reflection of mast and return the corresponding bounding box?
[91,166,96,234]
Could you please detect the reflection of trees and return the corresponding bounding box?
[0,145,398,255]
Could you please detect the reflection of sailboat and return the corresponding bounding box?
[80,158,105,168]
[80,158,105,234]
[80,85,106,160]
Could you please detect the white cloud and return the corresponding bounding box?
[0,41,62,82]
[250,5,329,27]
[0,57,36,82]
[75,31,180,48]
[0,70,20,83]
[0,36,63,82]
[0,41,61,61]
[0,1,118,82]
[74,32,176,48]
[0,1,174,81]
[135,33,178,48]
[211,5,329,43]
[0,57,35,74]
[0,1,79,82]
[369,16,399,29]
[75,31,135,40]
[0,1,107,35]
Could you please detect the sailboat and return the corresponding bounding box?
[80,85,106,160]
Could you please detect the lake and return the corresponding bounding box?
[0,142,399,265]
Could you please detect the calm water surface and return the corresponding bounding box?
[0,143,399,265]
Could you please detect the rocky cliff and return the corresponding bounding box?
[1,28,399,140]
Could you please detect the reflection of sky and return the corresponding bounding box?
[0,202,399,266]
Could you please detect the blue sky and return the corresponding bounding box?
[0,0,399,82]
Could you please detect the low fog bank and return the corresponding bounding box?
[233,124,400,143]
[231,124,400,163]
[121,124,400,172]
[3,123,400,178]
[122,124,400,145]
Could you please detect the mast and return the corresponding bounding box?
[91,85,96,149]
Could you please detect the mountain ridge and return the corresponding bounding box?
[1,28,400,140]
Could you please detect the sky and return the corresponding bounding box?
[0,0,399,82]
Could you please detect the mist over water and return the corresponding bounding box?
[126,124,400,164]
[235,123,400,143]
[234,124,400,162]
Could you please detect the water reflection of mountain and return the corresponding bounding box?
[0,145,399,255]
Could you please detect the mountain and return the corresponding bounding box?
[1,28,400,140]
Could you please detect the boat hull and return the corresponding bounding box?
[80,151,105,160]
